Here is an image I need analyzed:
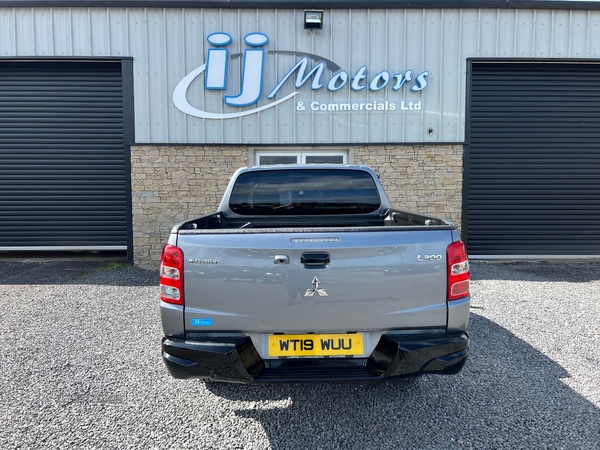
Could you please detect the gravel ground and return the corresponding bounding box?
[0,260,599,449]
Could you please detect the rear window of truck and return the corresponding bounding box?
[229,169,381,215]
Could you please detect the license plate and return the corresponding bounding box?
[268,333,364,357]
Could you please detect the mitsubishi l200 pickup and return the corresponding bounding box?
[160,165,470,383]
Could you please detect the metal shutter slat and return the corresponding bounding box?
[0,61,127,249]
[466,62,600,257]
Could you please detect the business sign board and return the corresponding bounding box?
[173,31,430,142]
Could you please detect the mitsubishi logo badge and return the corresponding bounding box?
[304,276,328,297]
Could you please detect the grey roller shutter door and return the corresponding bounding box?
[0,60,128,250]
[465,61,600,257]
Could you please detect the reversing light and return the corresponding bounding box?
[160,285,180,301]
[161,265,180,280]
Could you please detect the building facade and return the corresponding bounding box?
[1,1,599,267]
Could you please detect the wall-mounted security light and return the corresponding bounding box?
[304,10,324,30]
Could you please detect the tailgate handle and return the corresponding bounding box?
[301,252,330,267]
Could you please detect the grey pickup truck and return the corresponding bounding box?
[160,165,470,383]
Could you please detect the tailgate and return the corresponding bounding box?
[179,230,451,333]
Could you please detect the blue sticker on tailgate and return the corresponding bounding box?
[190,318,213,326]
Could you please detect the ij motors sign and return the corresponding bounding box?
[173,32,430,119]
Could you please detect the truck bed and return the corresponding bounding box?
[176,208,450,232]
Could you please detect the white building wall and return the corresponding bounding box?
[1,7,600,144]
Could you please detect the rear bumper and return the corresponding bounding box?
[162,332,470,383]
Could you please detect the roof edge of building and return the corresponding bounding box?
[2,0,600,12]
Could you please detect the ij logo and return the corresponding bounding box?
[173,32,430,119]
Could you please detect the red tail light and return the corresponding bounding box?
[160,244,184,305]
[447,240,470,301]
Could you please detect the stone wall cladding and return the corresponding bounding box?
[355,145,464,227]
[131,144,463,268]
[131,145,248,268]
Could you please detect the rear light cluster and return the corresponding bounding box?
[447,240,470,301]
[160,244,184,305]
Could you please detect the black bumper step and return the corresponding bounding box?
[161,332,470,383]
